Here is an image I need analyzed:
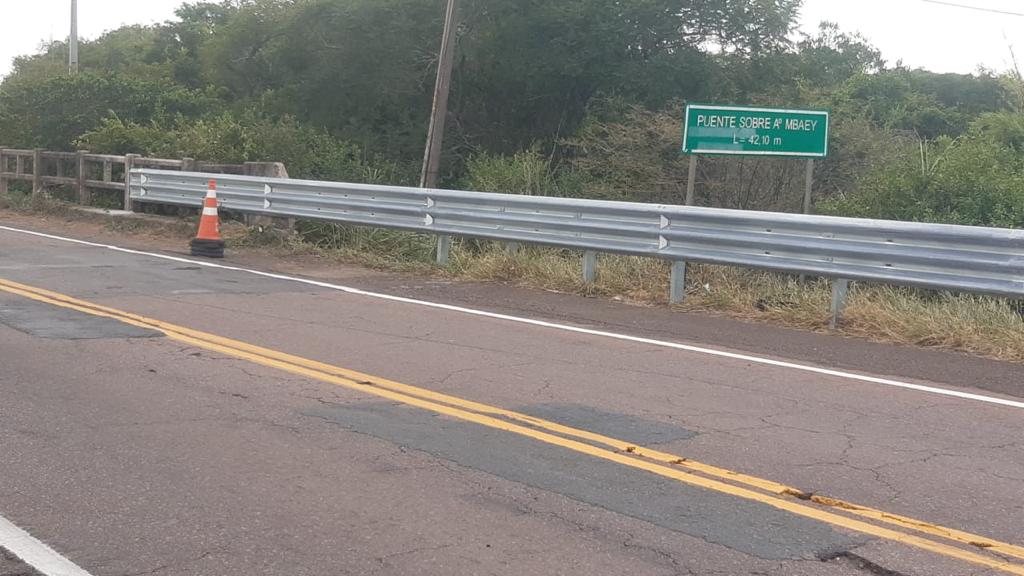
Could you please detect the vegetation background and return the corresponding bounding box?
[1,0,1021,360]
[2,0,1023,224]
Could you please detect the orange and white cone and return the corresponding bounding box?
[190,180,225,258]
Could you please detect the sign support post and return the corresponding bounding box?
[685,155,697,206]
[803,158,814,215]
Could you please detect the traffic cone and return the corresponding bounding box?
[190,180,225,258]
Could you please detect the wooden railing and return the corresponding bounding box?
[0,148,287,210]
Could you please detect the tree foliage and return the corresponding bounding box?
[0,72,212,149]
[822,130,1024,228]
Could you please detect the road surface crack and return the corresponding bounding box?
[821,551,911,576]
[372,544,455,572]
[622,532,686,574]
[433,361,535,388]
[117,549,218,576]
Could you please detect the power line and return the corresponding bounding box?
[921,0,1024,17]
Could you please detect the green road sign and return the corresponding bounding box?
[682,104,829,158]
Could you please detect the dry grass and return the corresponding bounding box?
[0,190,200,238]
[232,222,439,273]
[0,190,73,215]
[2,196,1021,363]
[453,245,671,302]
[450,243,1023,362]
[842,288,1024,361]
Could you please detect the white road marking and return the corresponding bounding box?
[0,265,103,270]
[0,515,94,576]
[1,223,1022,411]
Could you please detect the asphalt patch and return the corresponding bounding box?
[306,400,863,561]
[519,403,697,446]
[0,299,162,340]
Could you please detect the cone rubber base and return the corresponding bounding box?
[190,238,225,259]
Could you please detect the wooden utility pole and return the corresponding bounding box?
[69,0,79,74]
[419,0,458,189]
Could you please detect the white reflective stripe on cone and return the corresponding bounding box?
[202,207,219,216]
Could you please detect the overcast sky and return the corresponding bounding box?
[1,0,1022,79]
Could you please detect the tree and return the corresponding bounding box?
[797,22,883,89]
[823,132,1024,228]
[151,1,242,88]
[0,73,211,149]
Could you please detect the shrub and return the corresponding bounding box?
[78,113,414,184]
[0,72,214,150]
[461,147,584,196]
[822,134,1024,228]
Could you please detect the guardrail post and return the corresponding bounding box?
[582,250,598,284]
[0,148,7,195]
[504,241,519,255]
[436,234,453,266]
[830,279,850,330]
[181,157,197,172]
[103,160,112,184]
[123,154,138,211]
[32,149,42,196]
[670,261,687,304]
[679,172,697,297]
[77,150,89,205]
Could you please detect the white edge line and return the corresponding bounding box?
[1,223,1022,411]
[687,104,830,116]
[682,107,691,153]
[0,515,94,576]
[687,149,827,157]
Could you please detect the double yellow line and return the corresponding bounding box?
[1,277,1022,574]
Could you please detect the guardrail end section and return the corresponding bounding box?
[830,279,851,330]
[670,261,688,304]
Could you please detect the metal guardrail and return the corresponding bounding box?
[130,169,1024,323]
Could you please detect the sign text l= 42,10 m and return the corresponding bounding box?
[734,133,783,147]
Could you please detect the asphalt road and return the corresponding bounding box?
[0,224,1022,576]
